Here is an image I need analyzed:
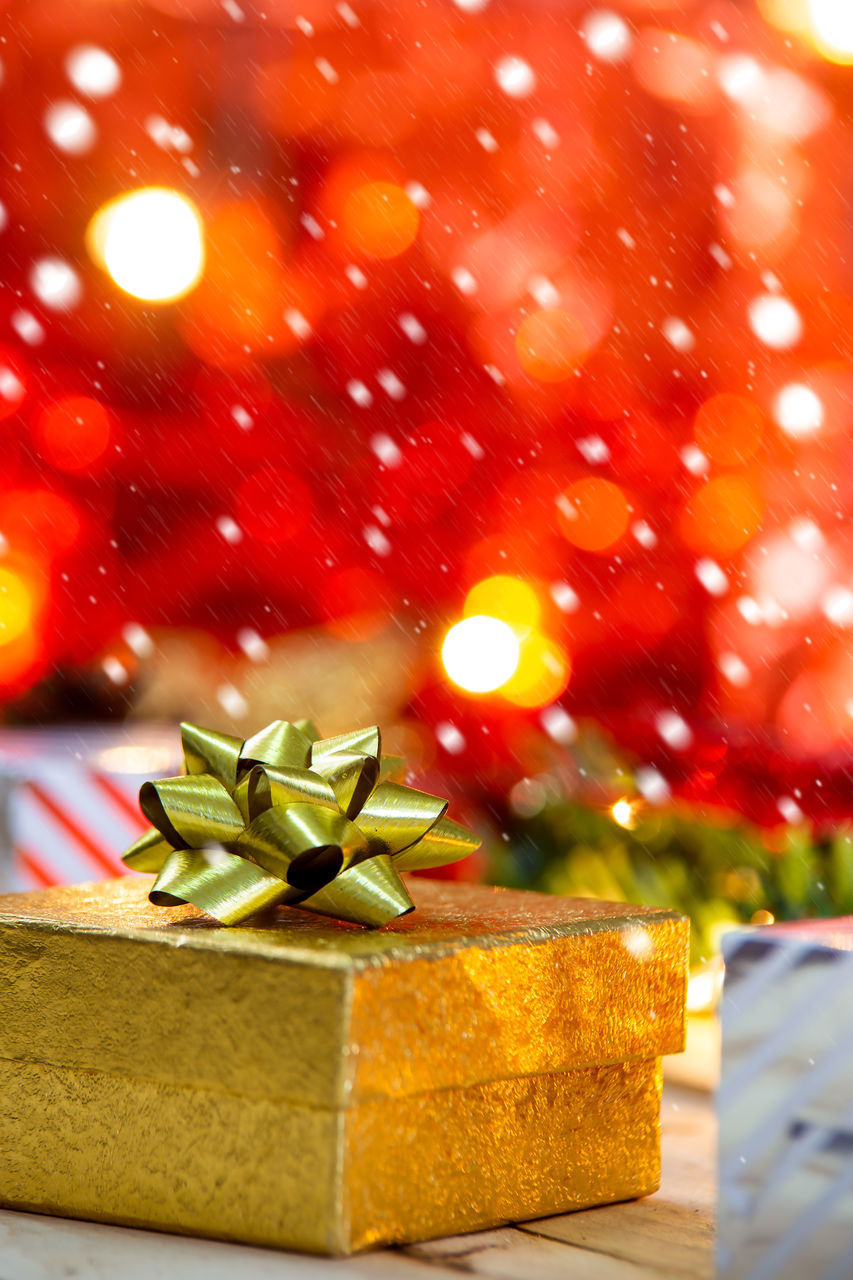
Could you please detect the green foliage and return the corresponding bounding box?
[489,798,853,965]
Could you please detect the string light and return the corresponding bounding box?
[87,188,205,303]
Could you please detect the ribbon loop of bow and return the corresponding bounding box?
[122,718,480,927]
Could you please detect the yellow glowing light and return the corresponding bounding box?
[501,632,571,708]
[87,187,205,302]
[442,615,521,694]
[0,567,34,646]
[809,0,853,62]
[463,576,541,638]
[611,798,637,829]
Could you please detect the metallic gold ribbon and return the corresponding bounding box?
[122,719,480,927]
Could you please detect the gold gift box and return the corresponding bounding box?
[0,875,688,1254]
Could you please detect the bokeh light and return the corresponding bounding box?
[0,489,81,558]
[341,182,419,259]
[442,615,521,693]
[87,188,205,302]
[680,476,764,555]
[65,45,121,97]
[694,394,764,465]
[557,478,631,552]
[36,396,111,472]
[809,0,853,64]
[501,632,570,708]
[515,309,588,382]
[0,567,34,646]
[463,576,541,637]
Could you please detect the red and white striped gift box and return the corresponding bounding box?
[0,725,181,892]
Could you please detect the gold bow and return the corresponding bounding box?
[122,719,480,927]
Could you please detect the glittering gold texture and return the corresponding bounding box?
[0,876,688,1254]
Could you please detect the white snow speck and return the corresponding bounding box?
[363,524,391,556]
[581,11,633,63]
[300,213,324,240]
[822,586,853,627]
[617,227,636,249]
[145,115,193,155]
[377,369,406,400]
[451,266,477,296]
[44,102,96,154]
[494,56,536,98]
[217,683,249,718]
[436,721,466,753]
[370,433,402,467]
[222,0,245,21]
[532,118,560,148]
[399,312,427,344]
[11,311,45,346]
[0,367,24,403]
[681,443,709,475]
[122,622,154,658]
[636,766,669,804]
[528,274,560,307]
[550,582,580,613]
[347,379,373,407]
[577,435,610,465]
[0,202,7,234]
[709,242,733,270]
[695,558,728,596]
[662,316,695,352]
[404,181,431,209]
[475,128,499,152]
[461,432,484,459]
[336,2,359,27]
[789,517,824,552]
[231,405,253,430]
[345,264,368,290]
[216,516,243,544]
[632,520,657,548]
[237,628,270,661]
[102,655,129,685]
[284,308,312,340]
[30,258,82,311]
[540,705,577,743]
[718,652,751,687]
[66,45,121,98]
[778,795,804,824]
[714,183,735,208]
[656,710,693,751]
[295,15,314,35]
[314,57,339,84]
[623,926,655,960]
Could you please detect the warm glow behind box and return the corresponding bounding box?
[0,877,688,1254]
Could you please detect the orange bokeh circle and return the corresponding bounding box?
[37,396,111,472]
[557,477,631,552]
[515,309,588,382]
[341,182,420,259]
[680,475,764,555]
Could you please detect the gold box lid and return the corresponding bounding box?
[0,876,688,1108]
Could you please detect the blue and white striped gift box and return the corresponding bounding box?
[720,920,853,1280]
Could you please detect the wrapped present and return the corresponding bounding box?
[719,919,853,1280]
[0,724,181,892]
[0,875,688,1254]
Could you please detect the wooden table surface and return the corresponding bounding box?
[0,1083,714,1280]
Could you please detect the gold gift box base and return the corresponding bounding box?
[0,875,686,1254]
[1,1055,662,1254]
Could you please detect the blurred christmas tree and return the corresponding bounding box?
[2,0,853,851]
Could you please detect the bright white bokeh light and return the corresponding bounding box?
[442,615,521,693]
[89,188,205,303]
[810,0,853,62]
[44,102,96,154]
[30,257,82,311]
[748,294,803,349]
[774,383,824,438]
[452,0,490,10]
[581,11,632,64]
[66,45,121,98]
[494,56,536,99]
